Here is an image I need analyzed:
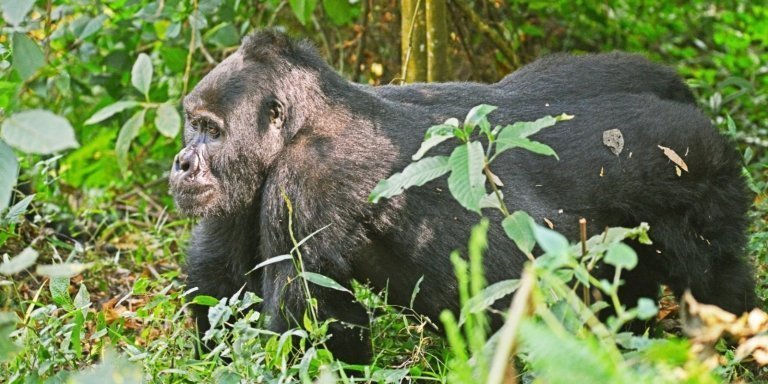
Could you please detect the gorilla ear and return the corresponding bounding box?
[269,100,285,129]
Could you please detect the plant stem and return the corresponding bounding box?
[483,162,510,217]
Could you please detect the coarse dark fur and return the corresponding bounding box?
[171,30,755,363]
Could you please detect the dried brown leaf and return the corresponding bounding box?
[658,145,689,172]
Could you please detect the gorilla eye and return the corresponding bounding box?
[269,101,284,125]
[207,124,221,138]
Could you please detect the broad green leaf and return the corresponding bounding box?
[478,192,503,210]
[502,210,536,257]
[192,295,220,306]
[74,283,91,318]
[0,312,19,362]
[36,262,94,278]
[11,32,44,81]
[0,141,18,211]
[459,279,520,325]
[369,156,450,203]
[412,133,453,160]
[323,0,356,25]
[288,0,317,26]
[4,194,34,223]
[205,23,240,47]
[604,242,637,270]
[85,101,141,125]
[463,104,497,132]
[0,247,38,275]
[154,102,181,138]
[501,115,558,139]
[116,109,147,174]
[131,53,153,97]
[50,277,71,308]
[447,141,486,214]
[79,14,107,40]
[425,118,459,138]
[533,224,570,257]
[1,0,34,26]
[496,136,558,160]
[1,109,79,154]
[635,298,658,320]
[298,272,351,294]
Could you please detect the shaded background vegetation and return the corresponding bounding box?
[0,0,766,382]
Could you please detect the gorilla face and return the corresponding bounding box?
[169,48,289,217]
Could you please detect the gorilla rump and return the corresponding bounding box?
[170,30,755,363]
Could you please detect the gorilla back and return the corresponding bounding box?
[171,30,755,364]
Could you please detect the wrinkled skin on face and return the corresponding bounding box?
[169,49,289,217]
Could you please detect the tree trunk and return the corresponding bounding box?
[426,0,449,82]
[401,0,427,82]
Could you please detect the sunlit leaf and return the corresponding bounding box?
[370,156,450,203]
[604,242,638,270]
[288,0,317,26]
[0,141,18,211]
[154,102,181,138]
[85,101,140,125]
[1,0,35,26]
[1,109,79,154]
[36,262,94,278]
[459,279,520,325]
[116,109,147,175]
[131,53,153,97]
[4,194,33,223]
[11,32,44,81]
[502,210,536,257]
[299,272,351,294]
[447,141,486,214]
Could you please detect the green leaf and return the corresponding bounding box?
[478,192,503,210]
[502,211,536,257]
[1,0,35,26]
[604,242,638,270]
[412,132,453,161]
[205,22,241,47]
[635,298,658,320]
[192,295,220,307]
[154,102,181,138]
[369,156,450,203]
[36,262,94,278]
[116,109,147,175]
[520,320,629,383]
[501,115,558,139]
[1,109,79,154]
[11,32,44,81]
[459,279,520,325]
[0,247,38,275]
[0,141,18,211]
[50,277,71,308]
[447,141,486,214]
[298,272,351,294]
[247,254,293,274]
[79,14,107,40]
[85,101,141,125]
[0,312,20,362]
[533,224,570,257]
[74,283,91,318]
[463,104,497,132]
[4,194,34,223]
[131,53,153,97]
[289,0,317,25]
[496,136,558,160]
[323,0,356,26]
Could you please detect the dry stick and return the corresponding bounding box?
[579,218,590,304]
[351,0,371,81]
[400,0,423,84]
[452,0,518,68]
[487,267,536,384]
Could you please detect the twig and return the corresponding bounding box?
[486,267,536,384]
[182,0,199,96]
[352,0,371,81]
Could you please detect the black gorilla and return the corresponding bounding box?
[171,30,754,363]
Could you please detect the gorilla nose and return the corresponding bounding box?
[173,148,200,179]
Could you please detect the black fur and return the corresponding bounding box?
[171,30,754,363]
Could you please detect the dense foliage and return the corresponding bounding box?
[0,0,766,382]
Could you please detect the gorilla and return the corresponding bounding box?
[170,30,754,363]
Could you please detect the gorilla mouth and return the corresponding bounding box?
[170,181,220,215]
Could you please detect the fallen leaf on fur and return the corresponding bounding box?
[599,167,604,177]
[658,145,689,173]
[543,217,554,229]
[603,129,624,155]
